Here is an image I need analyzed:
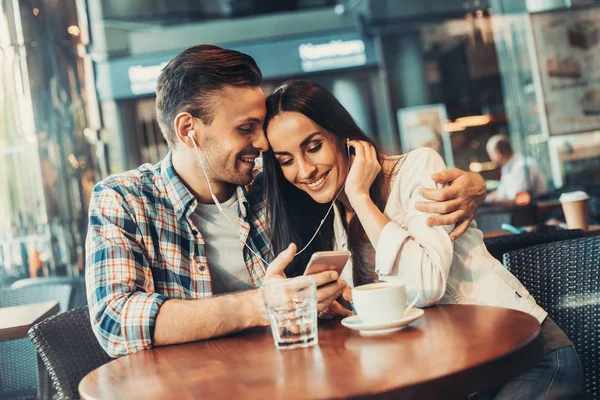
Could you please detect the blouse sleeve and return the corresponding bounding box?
[375,148,454,307]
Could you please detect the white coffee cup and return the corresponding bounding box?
[559,191,590,231]
[352,282,407,325]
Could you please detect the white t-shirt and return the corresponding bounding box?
[497,153,548,200]
[333,148,547,323]
[191,192,253,295]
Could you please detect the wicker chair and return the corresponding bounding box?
[12,276,87,309]
[483,228,585,263]
[503,236,600,398]
[28,307,113,400]
[0,284,72,399]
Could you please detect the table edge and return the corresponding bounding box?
[0,301,60,343]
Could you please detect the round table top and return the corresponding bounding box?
[79,305,542,400]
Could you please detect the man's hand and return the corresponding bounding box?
[264,244,347,313]
[415,168,486,241]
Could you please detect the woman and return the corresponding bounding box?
[262,79,581,399]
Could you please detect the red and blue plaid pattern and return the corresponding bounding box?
[85,153,272,357]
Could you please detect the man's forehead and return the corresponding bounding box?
[216,85,265,104]
[212,85,266,119]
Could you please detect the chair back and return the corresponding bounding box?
[484,228,585,262]
[0,284,72,399]
[28,306,113,400]
[12,276,87,309]
[504,236,600,398]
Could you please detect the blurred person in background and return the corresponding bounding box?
[486,134,548,203]
[85,45,488,358]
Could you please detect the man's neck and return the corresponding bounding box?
[172,151,236,204]
[499,153,515,168]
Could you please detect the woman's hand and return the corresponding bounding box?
[318,285,354,319]
[344,140,381,205]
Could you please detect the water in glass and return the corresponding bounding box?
[261,277,318,349]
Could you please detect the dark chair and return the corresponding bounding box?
[483,228,585,262]
[504,237,600,399]
[28,307,113,400]
[12,276,87,309]
[476,203,538,233]
[0,284,72,399]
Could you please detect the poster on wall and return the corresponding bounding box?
[531,8,600,135]
[397,104,454,167]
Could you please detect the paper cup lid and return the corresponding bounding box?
[559,191,589,203]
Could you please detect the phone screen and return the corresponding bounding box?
[303,251,351,276]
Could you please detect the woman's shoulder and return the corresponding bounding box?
[380,154,405,175]
[382,148,445,176]
[404,147,445,165]
[382,148,448,201]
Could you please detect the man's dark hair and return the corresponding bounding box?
[155,44,262,146]
[493,135,514,158]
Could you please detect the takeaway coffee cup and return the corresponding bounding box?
[352,282,407,325]
[559,191,590,231]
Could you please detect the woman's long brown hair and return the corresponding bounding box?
[263,79,393,286]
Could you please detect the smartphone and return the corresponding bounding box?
[303,250,351,276]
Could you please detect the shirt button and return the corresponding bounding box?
[192,229,199,236]
[199,265,206,272]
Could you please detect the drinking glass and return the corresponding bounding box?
[261,277,318,349]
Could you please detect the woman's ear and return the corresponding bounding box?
[174,112,199,148]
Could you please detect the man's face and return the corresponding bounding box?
[487,147,503,166]
[198,85,268,186]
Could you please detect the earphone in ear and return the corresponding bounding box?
[187,130,195,139]
[346,139,354,157]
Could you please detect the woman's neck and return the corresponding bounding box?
[336,192,355,226]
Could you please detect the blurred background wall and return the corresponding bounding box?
[1,0,101,282]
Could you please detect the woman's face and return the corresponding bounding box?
[266,111,349,204]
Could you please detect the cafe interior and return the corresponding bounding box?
[1,0,599,399]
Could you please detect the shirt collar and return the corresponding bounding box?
[161,152,253,221]
[161,152,198,221]
[236,185,251,220]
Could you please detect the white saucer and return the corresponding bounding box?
[341,308,425,335]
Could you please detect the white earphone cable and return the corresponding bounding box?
[189,131,270,266]
[188,130,351,267]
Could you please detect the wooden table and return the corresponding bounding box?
[536,199,563,213]
[0,301,59,342]
[79,305,542,400]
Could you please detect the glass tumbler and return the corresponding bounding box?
[261,277,318,350]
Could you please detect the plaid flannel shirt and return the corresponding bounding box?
[85,152,272,357]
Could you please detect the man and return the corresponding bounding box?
[86,45,487,357]
[486,134,547,203]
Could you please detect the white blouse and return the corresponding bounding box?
[334,148,547,324]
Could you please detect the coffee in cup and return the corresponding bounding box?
[559,191,590,231]
[352,282,407,325]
